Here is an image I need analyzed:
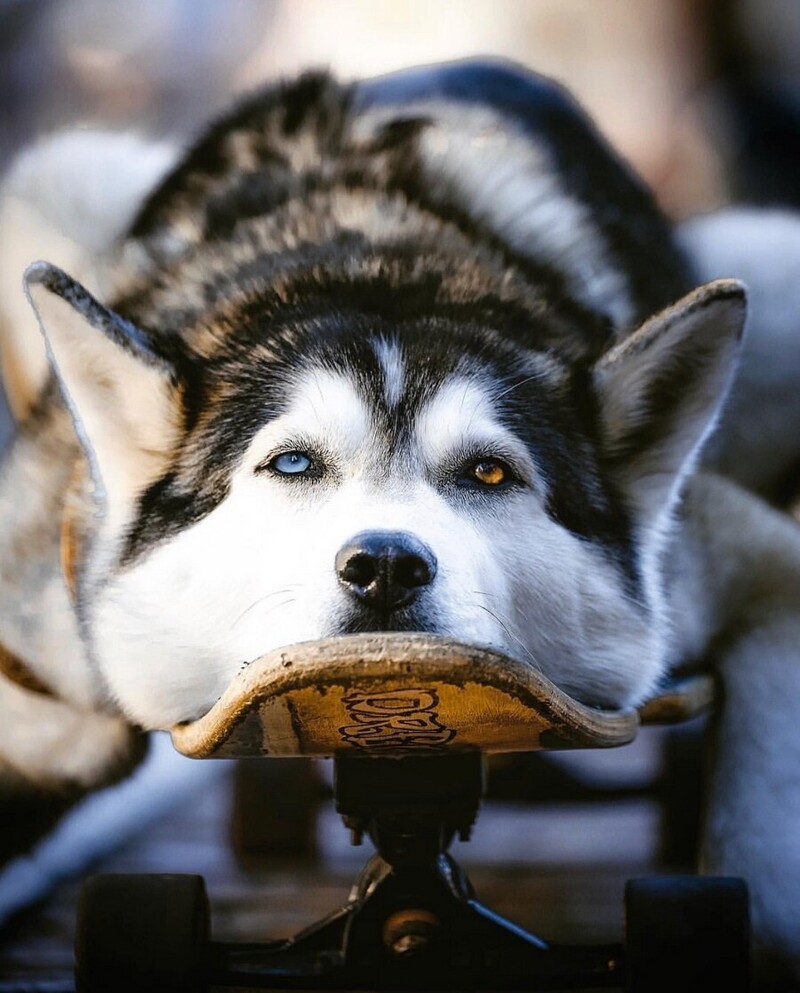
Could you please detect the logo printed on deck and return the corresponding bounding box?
[338,687,456,751]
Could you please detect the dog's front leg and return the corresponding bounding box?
[705,612,800,990]
[678,473,800,989]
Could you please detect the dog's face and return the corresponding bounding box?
[86,349,653,727]
[26,262,744,728]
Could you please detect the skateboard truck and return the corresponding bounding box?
[205,750,625,990]
[75,634,748,992]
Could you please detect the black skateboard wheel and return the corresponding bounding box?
[625,875,750,992]
[75,873,209,993]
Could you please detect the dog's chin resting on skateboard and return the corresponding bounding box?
[2,60,800,986]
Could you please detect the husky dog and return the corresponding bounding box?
[2,61,800,984]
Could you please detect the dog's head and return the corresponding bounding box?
[25,248,745,728]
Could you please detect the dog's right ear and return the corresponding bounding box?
[593,279,746,527]
[24,261,178,517]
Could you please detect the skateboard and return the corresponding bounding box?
[74,634,748,992]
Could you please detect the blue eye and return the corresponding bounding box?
[270,451,313,475]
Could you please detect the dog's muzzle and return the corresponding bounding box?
[336,530,437,614]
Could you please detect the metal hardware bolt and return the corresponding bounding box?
[382,908,441,957]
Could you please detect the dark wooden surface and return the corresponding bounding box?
[0,726,690,992]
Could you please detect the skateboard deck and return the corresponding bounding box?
[171,634,712,760]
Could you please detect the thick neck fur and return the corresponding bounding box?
[0,389,95,707]
[0,387,146,793]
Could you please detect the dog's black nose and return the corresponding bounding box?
[335,530,437,612]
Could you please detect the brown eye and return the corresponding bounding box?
[456,457,519,491]
[471,460,507,486]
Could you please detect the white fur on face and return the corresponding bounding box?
[91,365,659,728]
[373,337,405,407]
[415,378,539,483]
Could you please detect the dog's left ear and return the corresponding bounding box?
[24,261,177,516]
[593,278,747,524]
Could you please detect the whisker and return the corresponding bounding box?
[473,601,541,670]
[492,374,541,404]
[235,597,298,635]
[463,383,485,435]
[232,586,302,629]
